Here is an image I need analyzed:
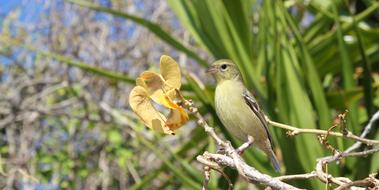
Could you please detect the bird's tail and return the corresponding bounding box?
[269,151,281,172]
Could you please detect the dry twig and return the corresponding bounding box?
[266,116,379,146]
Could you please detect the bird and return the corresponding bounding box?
[207,59,280,171]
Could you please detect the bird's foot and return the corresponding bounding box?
[236,149,245,155]
[216,146,226,154]
[236,136,254,155]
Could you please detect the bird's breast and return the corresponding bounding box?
[215,80,266,142]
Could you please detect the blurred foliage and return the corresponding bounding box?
[0,0,379,189]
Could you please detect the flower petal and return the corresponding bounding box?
[128,86,174,135]
[137,71,178,105]
[136,71,165,92]
[166,107,189,131]
[137,71,166,101]
[160,55,181,89]
[156,91,180,109]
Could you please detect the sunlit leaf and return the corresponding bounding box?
[136,71,169,103]
[160,55,181,89]
[129,86,174,135]
[166,108,188,131]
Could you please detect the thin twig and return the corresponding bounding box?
[275,172,318,181]
[335,173,379,190]
[340,146,379,158]
[202,166,210,190]
[197,154,233,190]
[315,156,347,186]
[266,117,379,145]
[345,110,379,153]
[312,145,379,187]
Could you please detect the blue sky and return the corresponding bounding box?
[0,0,22,14]
[0,0,44,80]
[0,0,43,26]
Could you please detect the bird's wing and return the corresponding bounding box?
[242,90,275,148]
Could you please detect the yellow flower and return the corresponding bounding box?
[129,55,188,135]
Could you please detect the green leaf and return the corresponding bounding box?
[332,3,360,135]
[117,149,133,168]
[169,0,264,94]
[280,2,331,129]
[108,130,123,145]
[137,136,202,189]
[0,35,135,84]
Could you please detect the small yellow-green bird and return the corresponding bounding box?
[207,59,280,171]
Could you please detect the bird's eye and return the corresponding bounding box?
[220,64,228,71]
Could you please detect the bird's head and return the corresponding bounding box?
[207,59,241,83]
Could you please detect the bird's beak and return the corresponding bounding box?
[206,65,217,74]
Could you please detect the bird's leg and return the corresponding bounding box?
[216,141,229,154]
[216,146,226,154]
[236,136,254,155]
